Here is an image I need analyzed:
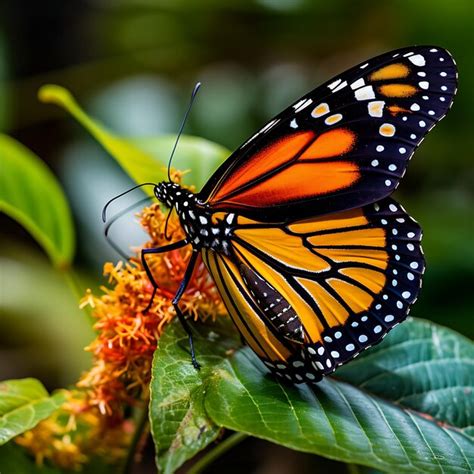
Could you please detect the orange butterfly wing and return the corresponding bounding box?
[199,46,457,221]
[202,198,424,382]
[210,129,360,207]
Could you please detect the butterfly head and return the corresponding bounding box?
[154,181,183,208]
[154,181,235,254]
[154,181,201,223]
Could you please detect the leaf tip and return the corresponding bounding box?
[38,84,74,109]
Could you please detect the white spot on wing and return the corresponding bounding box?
[355,85,375,101]
[350,78,365,90]
[379,123,396,137]
[260,118,279,133]
[292,98,306,109]
[327,79,342,90]
[408,54,426,66]
[325,113,343,125]
[311,102,330,118]
[368,100,385,117]
[290,119,298,129]
[294,98,313,113]
[332,80,348,92]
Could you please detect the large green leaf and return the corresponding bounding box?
[149,320,239,474]
[0,379,66,445]
[335,318,474,437]
[38,85,230,192]
[151,318,473,473]
[0,134,75,268]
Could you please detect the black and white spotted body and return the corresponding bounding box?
[154,182,234,255]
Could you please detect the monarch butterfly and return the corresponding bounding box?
[105,46,457,383]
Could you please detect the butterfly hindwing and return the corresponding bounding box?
[199,46,457,221]
[202,198,424,383]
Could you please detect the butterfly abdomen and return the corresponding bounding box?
[239,262,304,343]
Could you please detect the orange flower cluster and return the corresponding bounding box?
[16,177,226,469]
[15,390,133,470]
[78,202,225,415]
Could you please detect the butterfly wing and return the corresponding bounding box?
[202,198,424,382]
[199,46,457,221]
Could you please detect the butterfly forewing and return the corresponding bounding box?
[199,46,457,222]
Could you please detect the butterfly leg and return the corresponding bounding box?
[171,250,201,370]
[141,239,188,313]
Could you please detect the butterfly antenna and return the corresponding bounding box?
[103,195,152,259]
[167,81,201,182]
[102,182,156,223]
[104,195,152,239]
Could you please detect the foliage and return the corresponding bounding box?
[0,379,66,446]
[0,134,75,268]
[38,85,229,192]
[0,87,472,474]
[151,318,474,474]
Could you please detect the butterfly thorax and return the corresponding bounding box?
[154,182,234,254]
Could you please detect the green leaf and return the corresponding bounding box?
[38,85,230,192]
[0,378,66,445]
[335,318,474,436]
[0,134,75,268]
[149,319,239,474]
[151,318,473,473]
[130,135,229,191]
[1,240,95,381]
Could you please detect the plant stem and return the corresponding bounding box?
[188,432,248,474]
[122,405,149,474]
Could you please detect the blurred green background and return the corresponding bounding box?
[0,1,473,472]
